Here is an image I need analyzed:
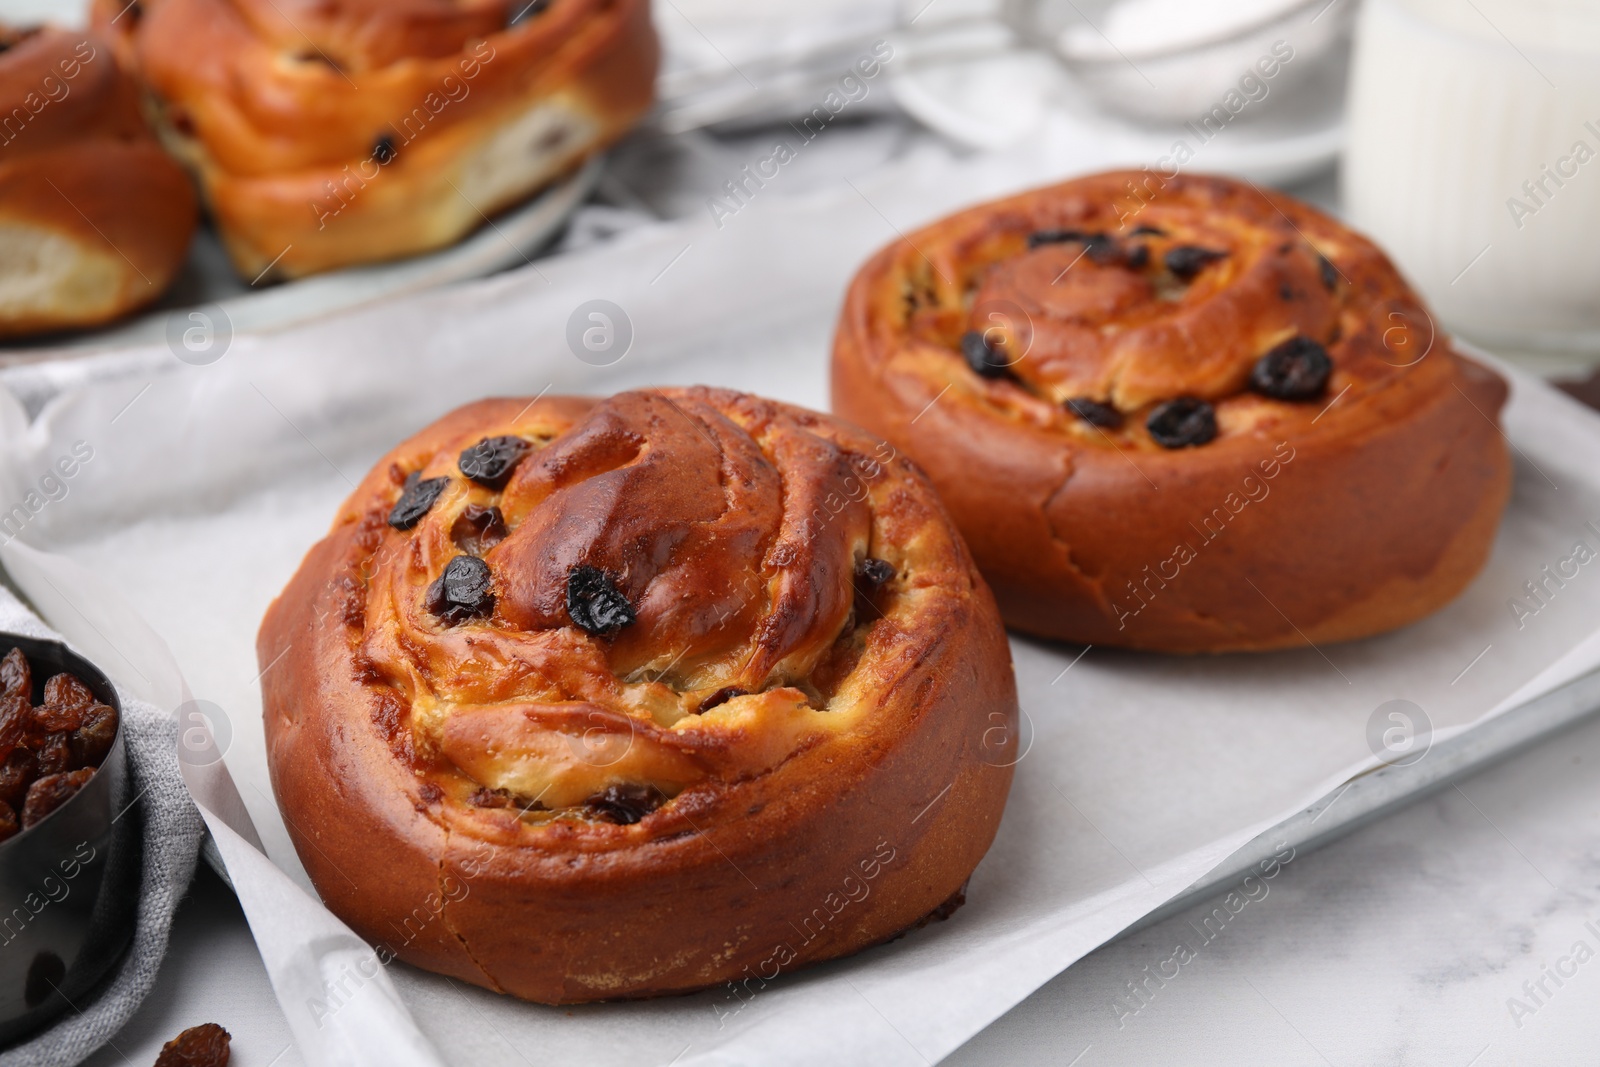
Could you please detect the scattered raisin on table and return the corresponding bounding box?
[154,1022,232,1067]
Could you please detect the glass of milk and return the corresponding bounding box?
[1343,0,1600,370]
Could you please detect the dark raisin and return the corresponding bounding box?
[960,331,1012,379]
[43,673,93,712]
[1251,336,1332,400]
[372,136,396,165]
[24,952,65,1009]
[426,556,495,624]
[468,787,513,809]
[35,675,93,733]
[698,686,747,713]
[458,436,531,489]
[1318,252,1339,291]
[0,748,34,807]
[417,781,443,804]
[33,703,84,734]
[0,799,15,843]
[1164,246,1228,281]
[0,647,29,699]
[1065,397,1123,429]
[21,768,93,828]
[154,1022,232,1067]
[854,557,896,590]
[1124,244,1150,270]
[566,565,637,635]
[507,0,552,26]
[0,693,29,754]
[451,504,508,554]
[1130,224,1166,237]
[1146,397,1217,448]
[388,473,450,530]
[1279,283,1295,301]
[1026,228,1088,249]
[126,1,144,23]
[586,784,664,825]
[33,733,71,776]
[71,704,117,768]
[1083,234,1121,265]
[1028,229,1119,264]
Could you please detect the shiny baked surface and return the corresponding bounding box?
[833,171,1512,651]
[259,387,1016,1000]
[353,388,963,818]
[886,171,1447,446]
[0,25,195,336]
[91,0,657,278]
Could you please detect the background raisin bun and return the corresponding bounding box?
[91,0,656,281]
[0,25,195,338]
[258,386,1017,1003]
[831,171,1512,653]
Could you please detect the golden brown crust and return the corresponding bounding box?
[0,25,195,337]
[831,171,1513,652]
[258,387,1017,1003]
[92,0,657,280]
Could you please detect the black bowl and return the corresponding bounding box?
[0,635,139,1047]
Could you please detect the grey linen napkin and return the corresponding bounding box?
[0,589,205,1067]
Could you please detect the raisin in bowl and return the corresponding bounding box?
[0,635,138,1046]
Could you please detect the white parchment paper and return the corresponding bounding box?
[2,150,1599,1066]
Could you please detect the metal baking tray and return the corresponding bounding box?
[1127,664,1600,935]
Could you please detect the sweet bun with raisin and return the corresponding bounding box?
[0,24,196,338]
[831,171,1512,653]
[92,0,657,281]
[257,386,1017,1003]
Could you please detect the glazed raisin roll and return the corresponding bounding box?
[258,387,1017,1003]
[832,171,1512,653]
[91,0,657,281]
[0,25,195,338]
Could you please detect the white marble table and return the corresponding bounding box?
[85,684,1600,1067]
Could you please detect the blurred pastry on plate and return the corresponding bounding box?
[831,170,1512,653]
[258,386,1017,1002]
[93,0,658,281]
[0,24,196,339]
